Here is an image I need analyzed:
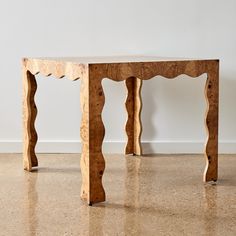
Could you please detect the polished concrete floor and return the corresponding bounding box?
[0,154,235,236]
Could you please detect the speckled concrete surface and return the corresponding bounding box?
[0,154,235,236]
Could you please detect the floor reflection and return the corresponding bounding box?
[124,156,141,235]
[88,204,105,236]
[23,171,38,236]
[16,154,235,235]
[203,183,218,236]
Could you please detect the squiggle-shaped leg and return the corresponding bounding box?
[23,68,38,171]
[80,74,105,205]
[125,77,143,155]
[204,62,219,182]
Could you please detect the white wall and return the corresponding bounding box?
[0,0,236,153]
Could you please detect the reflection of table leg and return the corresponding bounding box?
[204,61,219,182]
[80,74,105,205]
[88,206,105,235]
[23,66,38,171]
[203,185,217,236]
[124,156,141,234]
[125,77,143,155]
[24,172,38,236]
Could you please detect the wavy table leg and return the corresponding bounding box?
[125,77,143,155]
[23,68,38,171]
[80,73,105,205]
[204,62,219,182]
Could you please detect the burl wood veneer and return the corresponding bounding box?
[22,56,219,205]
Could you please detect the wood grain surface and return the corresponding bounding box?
[125,77,143,155]
[204,61,219,182]
[22,67,38,171]
[80,67,106,204]
[22,57,219,204]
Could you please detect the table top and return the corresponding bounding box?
[23,56,219,81]
[25,56,218,64]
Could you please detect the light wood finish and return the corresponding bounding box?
[23,58,87,80]
[22,57,219,204]
[80,67,106,204]
[204,62,219,182]
[125,77,143,155]
[22,67,38,171]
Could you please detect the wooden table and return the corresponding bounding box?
[22,56,219,205]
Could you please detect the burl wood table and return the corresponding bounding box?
[22,56,219,205]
